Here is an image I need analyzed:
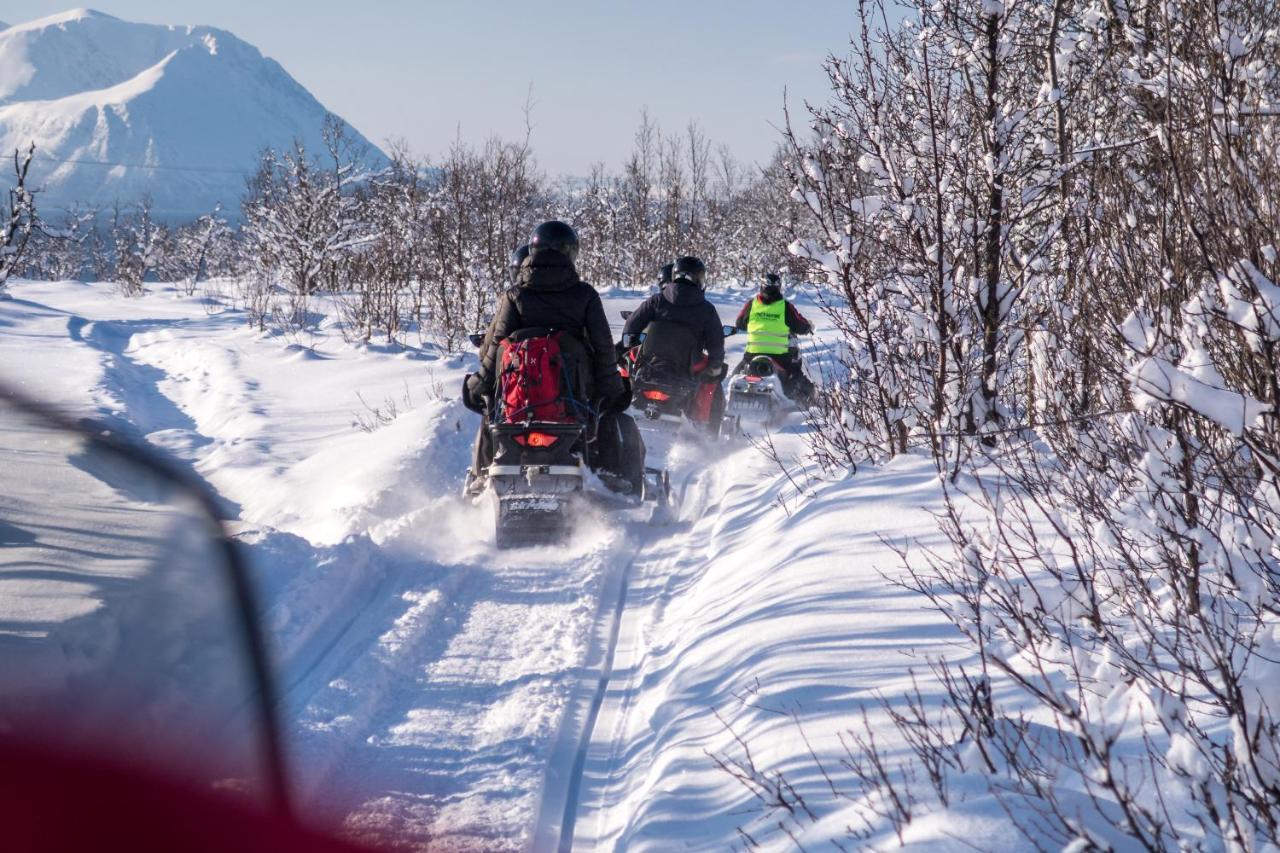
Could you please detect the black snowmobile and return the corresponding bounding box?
[466,329,667,548]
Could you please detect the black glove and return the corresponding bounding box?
[462,373,488,414]
[596,379,630,415]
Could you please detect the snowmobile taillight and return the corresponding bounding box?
[642,389,671,402]
[514,431,560,448]
[746,376,762,383]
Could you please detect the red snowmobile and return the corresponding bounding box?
[617,311,738,434]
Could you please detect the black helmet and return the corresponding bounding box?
[671,256,706,289]
[529,220,579,262]
[509,244,530,279]
[658,262,674,284]
[760,272,783,301]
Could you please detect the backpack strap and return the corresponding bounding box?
[507,326,559,342]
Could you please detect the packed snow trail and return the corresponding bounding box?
[0,282,644,849]
[0,282,764,849]
[2,280,968,851]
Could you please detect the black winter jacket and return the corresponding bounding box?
[476,252,624,403]
[621,282,726,375]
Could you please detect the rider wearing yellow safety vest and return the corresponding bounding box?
[733,274,816,403]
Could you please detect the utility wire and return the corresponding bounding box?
[32,153,249,175]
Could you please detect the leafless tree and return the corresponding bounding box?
[0,143,41,295]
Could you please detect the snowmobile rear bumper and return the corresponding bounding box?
[494,491,577,548]
[486,422,587,548]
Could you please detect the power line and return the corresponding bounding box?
[32,153,249,175]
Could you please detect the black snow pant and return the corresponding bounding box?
[591,411,646,493]
[471,418,494,479]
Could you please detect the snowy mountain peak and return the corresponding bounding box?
[8,8,115,31]
[0,9,386,219]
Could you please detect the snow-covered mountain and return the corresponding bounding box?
[0,9,386,219]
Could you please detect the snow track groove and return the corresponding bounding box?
[525,538,643,853]
[530,457,733,852]
[555,542,635,853]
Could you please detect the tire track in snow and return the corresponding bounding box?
[552,544,643,853]
[535,459,714,852]
[546,445,749,851]
[288,558,479,807]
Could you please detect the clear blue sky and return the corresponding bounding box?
[5,1,856,176]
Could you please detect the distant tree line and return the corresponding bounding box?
[5,112,798,347]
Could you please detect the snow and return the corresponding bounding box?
[0,10,387,219]
[0,277,976,850]
[564,451,958,850]
[1129,351,1269,435]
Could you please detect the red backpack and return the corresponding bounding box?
[497,330,579,424]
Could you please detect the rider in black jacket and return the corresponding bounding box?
[620,256,727,434]
[471,231,623,407]
[465,221,638,491]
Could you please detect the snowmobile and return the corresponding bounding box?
[618,312,738,436]
[466,330,667,548]
[724,354,793,432]
[483,413,669,546]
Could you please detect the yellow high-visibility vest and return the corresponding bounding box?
[746,298,790,354]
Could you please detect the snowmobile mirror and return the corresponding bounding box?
[620,310,633,320]
[0,385,291,818]
[722,325,738,337]
[468,332,485,348]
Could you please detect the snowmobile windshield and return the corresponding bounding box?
[0,388,289,815]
